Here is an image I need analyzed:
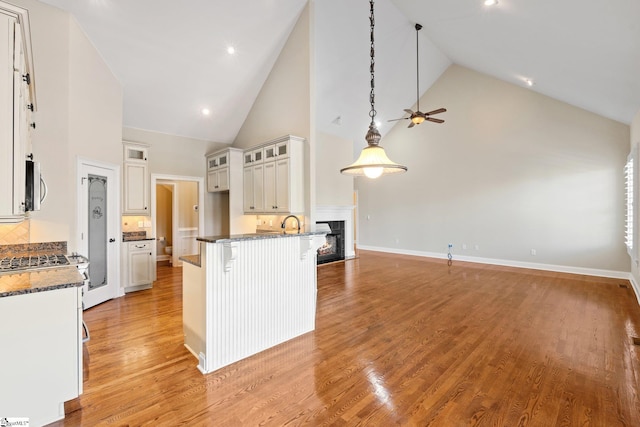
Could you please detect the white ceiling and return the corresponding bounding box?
[38,0,640,146]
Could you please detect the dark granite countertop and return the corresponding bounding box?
[0,267,84,298]
[197,231,326,244]
[122,231,155,242]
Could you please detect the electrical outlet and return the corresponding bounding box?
[474,244,480,251]
[462,243,467,250]
[530,249,536,256]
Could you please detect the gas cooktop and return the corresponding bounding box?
[0,254,70,272]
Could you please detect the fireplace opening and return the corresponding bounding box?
[316,221,345,264]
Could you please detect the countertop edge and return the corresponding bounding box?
[180,254,201,267]
[0,267,84,298]
[197,231,326,244]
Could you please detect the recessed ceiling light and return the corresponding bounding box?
[201,108,211,116]
[484,0,498,6]
[525,78,534,87]
[227,46,236,55]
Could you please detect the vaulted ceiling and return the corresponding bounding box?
[39,0,640,146]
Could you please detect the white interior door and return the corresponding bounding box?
[78,159,120,309]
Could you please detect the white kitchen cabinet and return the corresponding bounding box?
[0,286,83,425]
[124,143,148,163]
[122,141,150,214]
[123,240,154,291]
[243,163,264,212]
[0,3,36,223]
[206,148,242,193]
[207,151,228,170]
[243,147,264,166]
[207,167,229,192]
[242,135,304,214]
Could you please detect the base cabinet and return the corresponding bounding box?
[122,241,154,291]
[0,286,82,426]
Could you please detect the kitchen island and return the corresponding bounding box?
[181,231,325,374]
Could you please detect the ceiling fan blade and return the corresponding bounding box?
[425,108,447,116]
[403,109,415,115]
[408,121,415,128]
[426,117,445,124]
[388,118,409,122]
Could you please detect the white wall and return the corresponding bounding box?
[232,3,312,150]
[357,65,630,274]
[316,131,353,206]
[11,0,122,252]
[232,2,315,227]
[122,127,227,236]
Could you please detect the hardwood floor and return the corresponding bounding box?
[50,251,640,426]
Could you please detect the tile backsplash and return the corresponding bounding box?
[0,221,30,245]
[0,241,67,257]
[122,215,152,234]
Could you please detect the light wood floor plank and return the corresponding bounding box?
[48,251,640,426]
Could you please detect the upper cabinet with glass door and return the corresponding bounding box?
[242,135,305,214]
[206,148,242,193]
[122,141,150,215]
[0,2,36,223]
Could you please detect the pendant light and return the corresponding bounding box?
[340,0,407,179]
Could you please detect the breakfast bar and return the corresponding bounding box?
[181,231,325,374]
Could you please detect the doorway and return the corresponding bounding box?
[155,182,175,265]
[77,158,120,309]
[151,174,204,267]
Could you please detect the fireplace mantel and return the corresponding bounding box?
[315,205,355,259]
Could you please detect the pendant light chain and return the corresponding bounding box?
[368,0,376,124]
[339,0,407,177]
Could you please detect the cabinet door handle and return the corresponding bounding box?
[149,252,152,256]
[109,238,116,242]
[144,206,148,210]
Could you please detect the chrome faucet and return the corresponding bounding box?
[281,215,301,233]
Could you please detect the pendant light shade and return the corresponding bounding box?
[341,125,407,178]
[340,0,407,179]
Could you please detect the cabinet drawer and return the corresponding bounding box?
[129,241,151,251]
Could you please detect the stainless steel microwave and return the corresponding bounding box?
[25,159,47,211]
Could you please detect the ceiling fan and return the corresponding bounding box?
[389,23,446,128]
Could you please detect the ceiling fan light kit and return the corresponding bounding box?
[388,23,446,128]
[340,0,407,179]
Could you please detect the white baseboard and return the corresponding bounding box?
[359,244,636,287]
[157,254,170,261]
